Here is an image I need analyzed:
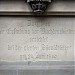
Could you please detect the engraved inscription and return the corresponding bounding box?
[0,17,74,61]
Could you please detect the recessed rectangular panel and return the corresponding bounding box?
[0,17,74,61]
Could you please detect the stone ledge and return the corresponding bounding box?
[0,11,74,17]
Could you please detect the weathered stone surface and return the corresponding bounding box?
[0,17,74,61]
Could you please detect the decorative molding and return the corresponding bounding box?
[26,0,51,14]
[0,11,74,17]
